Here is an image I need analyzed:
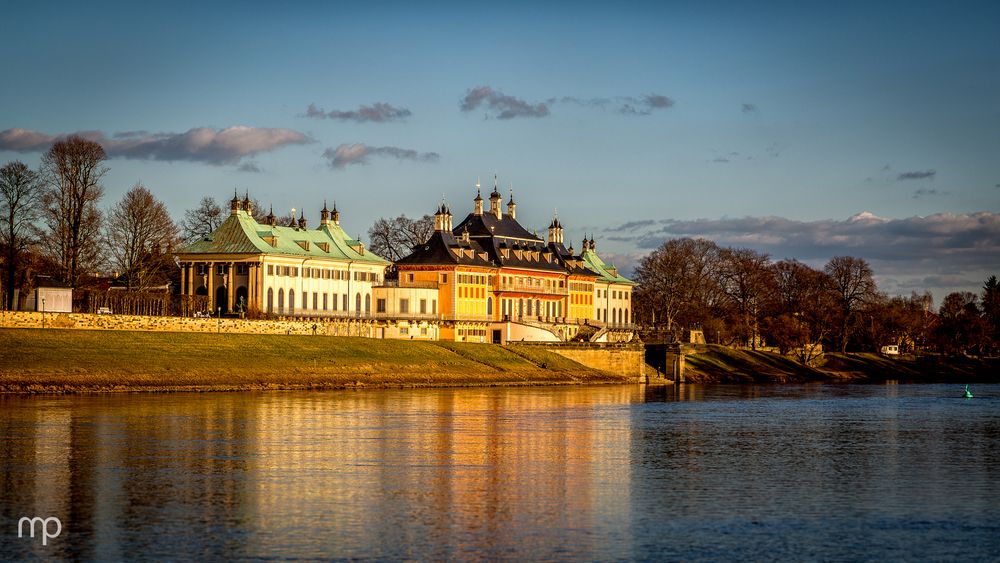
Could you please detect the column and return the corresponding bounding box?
[206,262,215,311]
[247,264,255,311]
[227,261,235,312]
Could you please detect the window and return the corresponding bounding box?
[377,298,386,313]
[323,293,328,311]
[365,294,371,314]
[440,273,448,284]
[267,288,274,313]
[342,294,348,311]
[312,292,318,310]
[400,299,409,313]
[236,264,248,275]
[420,299,427,314]
[355,293,361,313]
[420,327,428,336]
[197,264,207,275]
[288,289,295,314]
[267,264,274,275]
[400,327,409,335]
[487,297,493,315]
[432,300,437,314]
[408,273,414,282]
[332,293,338,311]
[278,289,284,314]
[302,292,308,309]
[217,264,225,275]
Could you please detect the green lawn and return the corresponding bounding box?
[0,328,618,392]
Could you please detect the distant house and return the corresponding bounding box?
[24,276,73,313]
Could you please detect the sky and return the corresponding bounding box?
[1,0,998,302]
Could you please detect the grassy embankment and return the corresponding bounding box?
[682,344,1000,383]
[0,328,623,393]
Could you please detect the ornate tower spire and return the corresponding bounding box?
[506,184,516,220]
[489,174,503,219]
[547,210,563,244]
[230,189,241,215]
[473,180,484,216]
[320,200,330,226]
[332,201,340,225]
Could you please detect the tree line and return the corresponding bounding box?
[633,238,999,357]
[1,136,180,311]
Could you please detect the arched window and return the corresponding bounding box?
[355,293,361,316]
[278,288,284,314]
[518,298,523,318]
[365,294,371,315]
[289,289,295,315]
[625,308,630,324]
[526,299,532,316]
[267,288,274,313]
[613,308,618,325]
[487,297,493,316]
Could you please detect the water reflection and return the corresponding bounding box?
[1,384,999,560]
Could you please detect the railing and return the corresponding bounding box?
[372,311,440,321]
[496,282,568,295]
[378,280,440,290]
[440,314,494,322]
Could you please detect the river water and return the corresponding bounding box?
[1,384,998,561]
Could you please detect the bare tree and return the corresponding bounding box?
[181,196,223,243]
[633,238,725,339]
[41,136,107,287]
[368,214,434,261]
[105,183,179,290]
[0,161,43,309]
[718,247,771,348]
[825,255,877,353]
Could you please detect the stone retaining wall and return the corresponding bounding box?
[0,311,375,337]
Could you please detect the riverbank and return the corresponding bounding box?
[682,344,1000,383]
[0,328,627,393]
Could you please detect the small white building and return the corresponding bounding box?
[24,278,73,313]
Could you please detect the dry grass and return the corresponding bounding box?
[0,328,622,393]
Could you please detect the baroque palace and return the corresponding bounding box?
[175,182,635,344]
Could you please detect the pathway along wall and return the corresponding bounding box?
[0,311,376,337]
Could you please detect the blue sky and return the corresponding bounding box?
[1,0,998,300]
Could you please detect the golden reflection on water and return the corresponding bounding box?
[1,386,647,559]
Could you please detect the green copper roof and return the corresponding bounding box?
[580,248,635,285]
[177,211,389,264]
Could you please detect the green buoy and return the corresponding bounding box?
[963,384,973,399]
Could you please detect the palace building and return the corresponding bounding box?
[395,178,635,343]
[175,193,389,319]
[174,182,635,343]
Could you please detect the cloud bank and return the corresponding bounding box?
[605,211,1000,297]
[304,102,411,123]
[461,86,675,119]
[461,86,550,119]
[0,127,312,166]
[323,143,440,169]
[897,169,936,181]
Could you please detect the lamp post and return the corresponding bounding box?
[217,306,222,333]
[41,297,46,329]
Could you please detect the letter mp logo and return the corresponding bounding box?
[18,516,62,546]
